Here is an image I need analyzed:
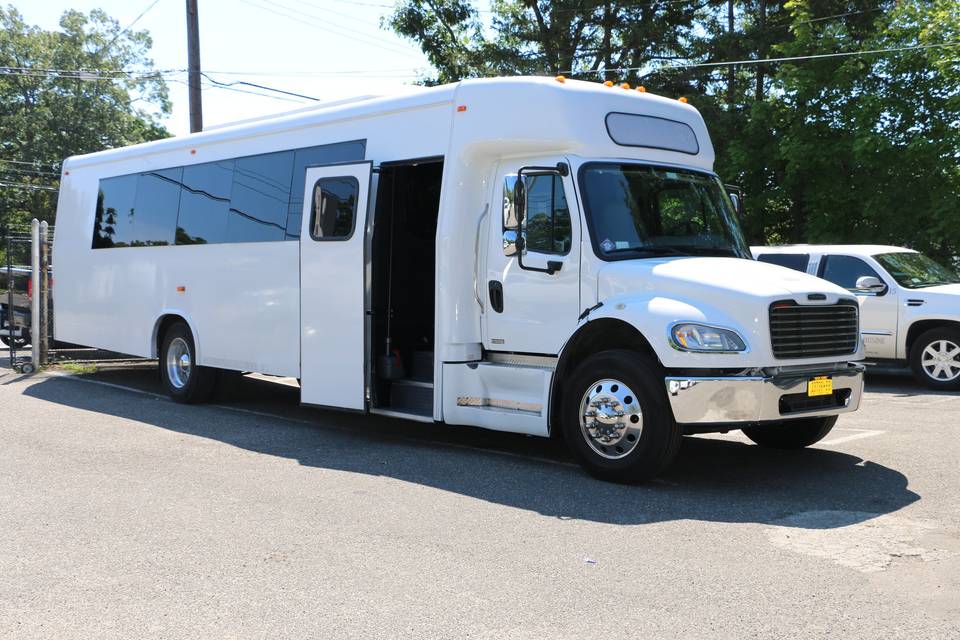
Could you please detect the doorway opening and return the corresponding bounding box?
[370,158,443,418]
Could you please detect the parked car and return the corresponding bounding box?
[752,245,960,389]
[0,265,32,348]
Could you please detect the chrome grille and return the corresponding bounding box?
[769,300,859,359]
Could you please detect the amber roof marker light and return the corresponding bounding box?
[678,96,689,103]
[555,75,566,83]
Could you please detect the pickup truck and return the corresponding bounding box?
[752,245,960,390]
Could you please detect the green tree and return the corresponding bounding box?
[0,6,170,233]
[389,0,960,263]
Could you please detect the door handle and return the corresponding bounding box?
[488,280,504,313]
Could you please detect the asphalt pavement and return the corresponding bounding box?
[1,349,958,639]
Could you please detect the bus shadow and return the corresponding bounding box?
[23,372,920,529]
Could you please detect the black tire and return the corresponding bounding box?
[909,327,960,391]
[159,321,217,404]
[560,349,681,483]
[742,416,837,449]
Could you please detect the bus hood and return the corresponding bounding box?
[597,256,851,303]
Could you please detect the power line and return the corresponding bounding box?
[0,181,58,192]
[0,159,61,168]
[106,0,164,48]
[562,41,960,77]
[237,0,424,60]
[201,73,320,101]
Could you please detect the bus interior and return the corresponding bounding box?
[371,158,443,417]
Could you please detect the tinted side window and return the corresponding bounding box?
[92,174,139,248]
[130,167,181,247]
[176,160,234,245]
[756,253,810,273]
[310,177,358,240]
[226,151,294,243]
[286,140,366,239]
[819,255,882,289]
[523,174,571,255]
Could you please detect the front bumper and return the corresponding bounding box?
[665,363,864,425]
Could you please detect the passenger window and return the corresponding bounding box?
[130,167,182,246]
[176,160,234,245]
[521,174,571,255]
[286,141,366,239]
[819,255,883,290]
[310,177,358,240]
[226,151,293,243]
[756,253,810,273]
[92,174,139,248]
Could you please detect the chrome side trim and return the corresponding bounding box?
[665,363,864,424]
[485,352,559,369]
[456,396,542,415]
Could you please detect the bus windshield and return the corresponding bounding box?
[874,252,960,289]
[579,163,751,260]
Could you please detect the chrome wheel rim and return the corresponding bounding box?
[579,378,643,460]
[166,337,192,389]
[921,339,960,382]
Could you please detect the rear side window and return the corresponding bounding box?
[819,255,883,290]
[309,177,358,240]
[93,175,139,248]
[756,253,810,273]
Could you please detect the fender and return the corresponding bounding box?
[151,308,203,364]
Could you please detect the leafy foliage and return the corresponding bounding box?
[0,6,170,233]
[389,0,960,262]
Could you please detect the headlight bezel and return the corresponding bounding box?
[669,322,748,354]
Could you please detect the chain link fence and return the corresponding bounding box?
[2,222,50,372]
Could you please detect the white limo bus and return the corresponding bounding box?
[53,76,865,482]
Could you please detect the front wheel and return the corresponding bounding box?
[742,416,837,449]
[160,321,217,403]
[560,349,681,483]
[909,328,960,391]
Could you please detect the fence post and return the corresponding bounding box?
[31,218,40,368]
[40,220,49,365]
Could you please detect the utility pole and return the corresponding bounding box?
[186,0,203,133]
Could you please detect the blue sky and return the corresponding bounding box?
[11,0,454,135]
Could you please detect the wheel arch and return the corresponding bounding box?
[548,318,661,436]
[152,312,201,362]
[905,319,960,358]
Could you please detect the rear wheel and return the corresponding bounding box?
[160,321,216,403]
[742,416,837,449]
[560,349,681,483]
[909,328,960,391]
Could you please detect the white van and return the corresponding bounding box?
[754,244,960,390]
[53,77,865,482]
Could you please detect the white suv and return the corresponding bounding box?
[752,245,960,390]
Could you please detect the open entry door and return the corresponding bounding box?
[299,162,372,409]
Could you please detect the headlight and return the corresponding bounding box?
[671,323,746,352]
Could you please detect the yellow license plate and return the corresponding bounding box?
[807,376,833,397]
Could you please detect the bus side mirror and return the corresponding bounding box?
[503,229,519,256]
